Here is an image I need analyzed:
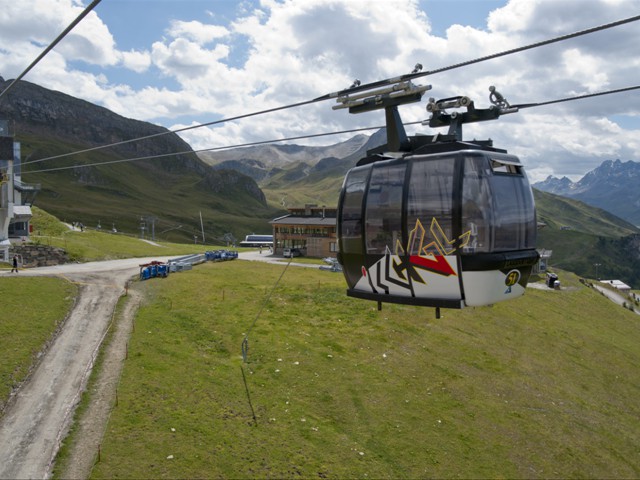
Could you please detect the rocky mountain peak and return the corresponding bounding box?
[533,159,640,225]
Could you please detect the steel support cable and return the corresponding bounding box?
[21,97,320,167]
[0,0,102,101]
[241,257,294,363]
[25,123,409,173]
[20,13,640,168]
[24,82,640,174]
[512,85,640,109]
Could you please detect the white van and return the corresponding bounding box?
[283,248,302,258]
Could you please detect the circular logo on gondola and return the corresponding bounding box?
[505,269,521,287]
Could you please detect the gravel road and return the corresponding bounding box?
[0,257,171,479]
[0,251,317,479]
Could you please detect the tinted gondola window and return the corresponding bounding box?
[462,155,536,253]
[407,158,455,255]
[339,167,369,256]
[461,156,493,253]
[365,163,406,254]
[490,164,536,250]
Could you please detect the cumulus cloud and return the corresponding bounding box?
[166,20,229,45]
[0,0,639,181]
[121,50,152,73]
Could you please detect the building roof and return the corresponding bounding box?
[270,215,336,226]
[601,279,632,290]
[13,205,32,217]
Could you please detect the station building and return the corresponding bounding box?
[270,204,338,258]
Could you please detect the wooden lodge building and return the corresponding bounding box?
[270,204,338,258]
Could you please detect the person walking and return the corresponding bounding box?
[11,256,18,273]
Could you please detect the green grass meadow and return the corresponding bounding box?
[32,229,199,262]
[88,261,640,478]
[28,206,204,262]
[0,276,77,413]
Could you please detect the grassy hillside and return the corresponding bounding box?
[72,262,640,479]
[533,190,640,286]
[538,228,640,286]
[259,161,344,208]
[0,277,76,414]
[20,134,279,243]
[29,206,204,262]
[263,172,640,286]
[534,189,639,237]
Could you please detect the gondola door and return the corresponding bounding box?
[338,156,465,308]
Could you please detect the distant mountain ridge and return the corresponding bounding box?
[198,129,388,207]
[533,159,640,225]
[0,77,277,241]
[199,134,370,170]
[198,129,640,286]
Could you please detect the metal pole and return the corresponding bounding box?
[199,211,205,244]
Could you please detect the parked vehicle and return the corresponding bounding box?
[283,248,302,258]
[320,261,342,272]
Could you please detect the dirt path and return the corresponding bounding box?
[0,257,170,480]
[0,252,300,479]
[60,288,142,479]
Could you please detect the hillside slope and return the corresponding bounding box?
[534,189,639,238]
[534,189,640,286]
[209,124,640,286]
[85,263,640,478]
[0,78,279,242]
[197,129,387,208]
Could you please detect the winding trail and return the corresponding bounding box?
[0,257,170,480]
[0,251,316,479]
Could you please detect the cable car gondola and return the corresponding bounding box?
[334,77,539,314]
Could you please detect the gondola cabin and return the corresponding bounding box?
[337,147,538,309]
[333,78,538,311]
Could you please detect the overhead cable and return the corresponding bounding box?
[24,84,640,175]
[0,0,102,101]
[313,14,640,100]
[25,124,401,174]
[513,85,640,109]
[21,97,321,167]
[20,13,640,167]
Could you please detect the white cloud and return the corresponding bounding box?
[121,50,152,73]
[166,20,229,45]
[151,38,231,79]
[1,0,640,182]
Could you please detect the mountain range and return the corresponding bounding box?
[533,159,640,226]
[0,77,279,242]
[200,134,640,287]
[2,77,639,286]
[199,129,387,208]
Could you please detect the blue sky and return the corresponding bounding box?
[1,0,640,181]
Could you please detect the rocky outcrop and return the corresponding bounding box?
[9,244,69,268]
[0,77,266,205]
[533,159,640,226]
